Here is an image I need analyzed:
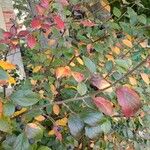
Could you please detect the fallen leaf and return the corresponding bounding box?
[76,57,84,65]
[53,104,60,115]
[93,97,114,116]
[55,66,71,79]
[80,20,96,27]
[71,71,84,83]
[111,46,120,55]
[27,34,37,49]
[140,73,150,84]
[55,117,68,126]
[116,86,141,117]
[33,66,42,73]
[17,30,29,37]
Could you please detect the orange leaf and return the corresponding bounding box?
[55,66,71,79]
[111,46,120,55]
[122,39,133,48]
[71,71,84,83]
[0,100,3,118]
[129,77,137,86]
[35,115,45,122]
[53,104,60,115]
[0,60,16,70]
[140,73,150,84]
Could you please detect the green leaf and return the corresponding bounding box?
[68,115,84,138]
[25,123,43,141]
[77,82,87,96]
[82,111,104,126]
[0,117,12,133]
[113,7,121,18]
[0,69,8,80]
[105,61,113,72]
[13,133,30,150]
[115,59,132,70]
[3,102,15,116]
[38,146,52,150]
[85,125,102,139]
[101,120,111,133]
[11,90,40,107]
[83,56,96,73]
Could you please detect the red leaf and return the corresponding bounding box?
[41,23,51,30]
[27,34,36,49]
[53,126,62,141]
[40,0,49,9]
[35,4,45,15]
[53,15,65,30]
[93,97,114,116]
[31,18,42,29]
[116,87,141,117]
[10,25,17,35]
[80,20,96,27]
[71,71,84,83]
[59,0,69,6]
[17,30,29,37]
[3,32,13,39]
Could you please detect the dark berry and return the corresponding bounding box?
[57,127,62,132]
[16,116,22,122]
[15,105,22,111]
[20,124,25,130]
[28,138,35,144]
[98,24,105,30]
[90,84,98,91]
[60,54,65,58]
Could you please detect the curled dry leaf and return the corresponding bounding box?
[93,97,114,116]
[116,86,141,117]
[71,71,84,83]
[80,20,96,27]
[55,66,71,79]
[90,74,113,92]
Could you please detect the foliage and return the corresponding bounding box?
[0,0,150,149]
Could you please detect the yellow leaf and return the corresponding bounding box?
[55,66,71,79]
[101,0,111,12]
[8,76,16,84]
[12,108,27,117]
[0,101,3,118]
[55,117,68,126]
[53,104,60,115]
[140,40,147,48]
[48,39,56,46]
[33,66,42,73]
[140,73,150,85]
[31,79,37,85]
[48,129,55,136]
[111,46,120,55]
[0,60,16,70]
[106,54,114,62]
[35,115,45,122]
[129,77,137,85]
[122,39,133,48]
[70,62,75,67]
[50,84,58,95]
[76,57,84,65]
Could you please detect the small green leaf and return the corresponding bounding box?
[105,61,113,72]
[38,146,52,150]
[0,117,12,133]
[0,69,8,80]
[77,82,87,96]
[83,56,96,73]
[3,102,15,116]
[11,90,40,107]
[101,120,111,133]
[68,115,84,138]
[113,7,121,18]
[85,125,102,139]
[82,111,104,126]
[115,59,132,70]
[13,133,30,150]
